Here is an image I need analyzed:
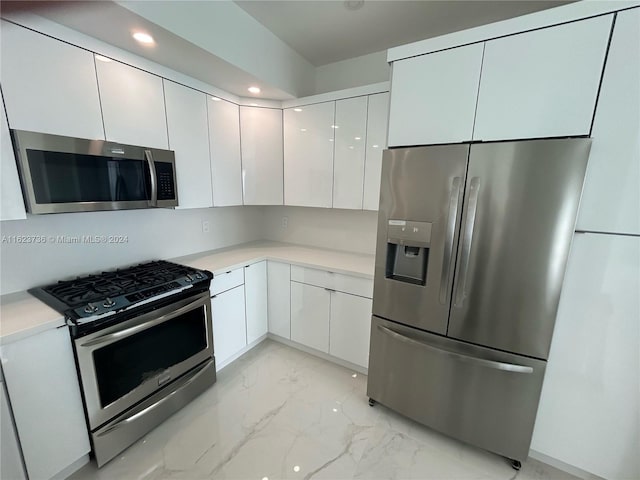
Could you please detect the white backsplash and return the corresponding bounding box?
[0,206,264,295]
[261,206,378,256]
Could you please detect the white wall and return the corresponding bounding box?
[261,206,378,256]
[0,207,264,295]
[118,1,316,98]
[315,50,390,94]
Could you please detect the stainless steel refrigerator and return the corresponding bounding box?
[367,138,591,466]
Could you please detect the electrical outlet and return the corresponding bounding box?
[202,220,210,233]
[282,216,288,229]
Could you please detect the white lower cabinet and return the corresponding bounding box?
[290,282,330,353]
[290,267,374,368]
[329,292,372,368]
[0,381,26,480]
[531,233,639,480]
[211,285,247,368]
[267,261,291,339]
[245,261,268,344]
[0,327,90,480]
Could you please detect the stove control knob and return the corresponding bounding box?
[103,298,116,308]
[185,274,193,283]
[84,303,99,314]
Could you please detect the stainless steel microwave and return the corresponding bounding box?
[11,129,179,214]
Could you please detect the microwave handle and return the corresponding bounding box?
[145,149,158,207]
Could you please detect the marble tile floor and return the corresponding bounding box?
[70,340,578,480]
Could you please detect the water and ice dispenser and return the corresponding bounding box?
[385,220,432,286]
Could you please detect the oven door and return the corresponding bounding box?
[74,291,213,430]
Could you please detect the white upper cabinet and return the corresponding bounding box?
[388,43,483,147]
[577,8,640,235]
[245,261,268,344]
[284,102,335,208]
[473,15,613,141]
[240,107,283,205]
[163,81,212,209]
[208,98,243,206]
[333,96,367,210]
[1,96,26,221]
[95,58,168,148]
[363,92,389,211]
[1,327,91,480]
[0,21,104,140]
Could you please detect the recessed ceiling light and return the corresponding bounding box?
[248,86,261,94]
[300,128,307,132]
[294,108,303,112]
[293,466,301,473]
[95,55,112,62]
[132,32,154,45]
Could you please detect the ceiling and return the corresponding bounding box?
[235,1,572,66]
[2,0,571,99]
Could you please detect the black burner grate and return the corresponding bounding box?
[42,260,200,309]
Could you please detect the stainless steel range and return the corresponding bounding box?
[30,260,216,466]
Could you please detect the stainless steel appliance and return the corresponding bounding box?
[11,129,178,214]
[367,138,591,468]
[30,261,215,466]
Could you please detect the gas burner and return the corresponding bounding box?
[30,260,213,324]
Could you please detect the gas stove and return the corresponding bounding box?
[30,260,213,328]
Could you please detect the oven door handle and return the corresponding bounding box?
[80,295,207,347]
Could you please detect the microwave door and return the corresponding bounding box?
[372,145,468,335]
[447,138,590,359]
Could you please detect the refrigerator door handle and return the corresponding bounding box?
[377,325,533,373]
[454,177,480,308]
[439,177,462,304]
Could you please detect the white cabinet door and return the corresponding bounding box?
[267,261,291,339]
[1,94,26,221]
[329,292,372,368]
[284,102,335,207]
[333,96,367,210]
[388,43,483,146]
[208,98,243,206]
[577,8,640,235]
[290,282,330,353]
[474,15,612,141]
[95,58,168,148]
[164,81,212,209]
[245,261,268,344]
[531,233,640,480]
[0,20,104,139]
[363,92,389,211]
[211,285,247,368]
[240,107,284,205]
[0,327,90,480]
[0,383,26,480]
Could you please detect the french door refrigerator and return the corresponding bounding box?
[367,138,591,465]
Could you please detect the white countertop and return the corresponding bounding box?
[0,241,374,345]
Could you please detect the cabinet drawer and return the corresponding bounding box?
[290,265,373,298]
[210,268,244,296]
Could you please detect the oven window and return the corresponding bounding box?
[93,307,207,407]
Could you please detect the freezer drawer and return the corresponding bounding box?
[367,316,546,462]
